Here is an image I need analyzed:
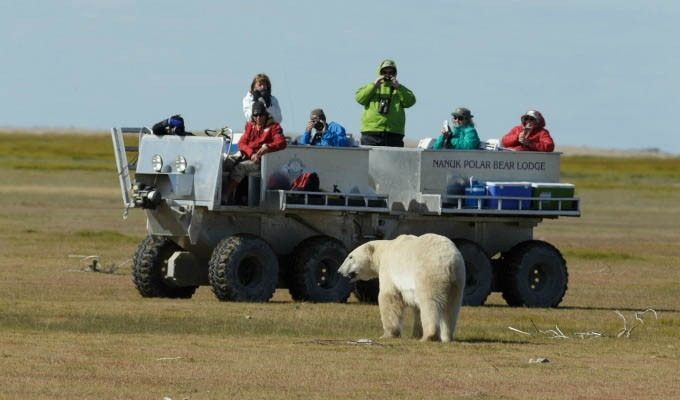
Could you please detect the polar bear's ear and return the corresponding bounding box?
[364,243,374,255]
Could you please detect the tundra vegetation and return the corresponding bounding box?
[1,131,679,399]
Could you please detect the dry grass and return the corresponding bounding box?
[1,133,679,399]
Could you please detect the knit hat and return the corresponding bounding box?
[452,107,473,119]
[252,101,267,116]
[309,108,326,121]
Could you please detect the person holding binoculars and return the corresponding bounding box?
[299,108,348,147]
[433,107,480,150]
[242,73,283,124]
[355,59,416,147]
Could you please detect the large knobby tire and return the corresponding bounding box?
[353,279,379,304]
[132,236,197,299]
[208,234,279,302]
[288,237,353,303]
[453,239,493,306]
[501,240,568,308]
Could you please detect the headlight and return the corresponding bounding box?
[175,155,187,173]
[151,154,163,172]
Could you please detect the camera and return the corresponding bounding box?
[378,97,391,115]
[383,75,393,82]
[313,118,325,131]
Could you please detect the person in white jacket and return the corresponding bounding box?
[242,73,282,124]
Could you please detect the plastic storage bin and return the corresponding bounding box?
[464,184,486,208]
[531,183,576,210]
[463,177,486,208]
[486,182,532,210]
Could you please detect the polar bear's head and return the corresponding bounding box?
[338,243,379,282]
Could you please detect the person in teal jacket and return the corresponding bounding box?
[433,107,480,150]
[355,59,416,147]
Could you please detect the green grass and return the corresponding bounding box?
[0,131,129,171]
[73,230,141,244]
[1,134,680,399]
[561,155,680,188]
[562,249,645,261]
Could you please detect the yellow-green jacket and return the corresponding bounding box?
[355,60,416,135]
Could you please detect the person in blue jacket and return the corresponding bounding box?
[299,108,348,147]
[433,107,480,150]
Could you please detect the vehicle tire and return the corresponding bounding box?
[208,234,279,302]
[353,279,379,304]
[500,240,568,308]
[453,239,493,306]
[288,237,353,303]
[132,236,197,299]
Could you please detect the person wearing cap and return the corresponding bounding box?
[242,73,283,124]
[355,59,416,147]
[502,110,554,152]
[223,101,287,204]
[433,107,480,150]
[299,108,348,147]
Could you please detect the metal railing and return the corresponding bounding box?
[441,194,580,216]
[267,190,390,212]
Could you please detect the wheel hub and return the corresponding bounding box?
[466,263,479,289]
[316,260,339,288]
[527,264,547,291]
[238,256,264,287]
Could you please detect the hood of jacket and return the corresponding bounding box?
[377,59,398,76]
[522,110,546,129]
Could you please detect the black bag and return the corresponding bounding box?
[290,172,320,192]
[288,172,322,205]
[152,114,186,136]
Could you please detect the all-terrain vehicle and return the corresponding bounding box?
[112,127,579,307]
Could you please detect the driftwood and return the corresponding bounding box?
[68,254,130,274]
[297,338,386,346]
[615,309,658,338]
[508,309,659,340]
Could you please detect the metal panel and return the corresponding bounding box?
[137,135,224,209]
[110,127,133,208]
[368,147,422,212]
[420,149,561,196]
[261,145,373,198]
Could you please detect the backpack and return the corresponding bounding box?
[290,172,320,192]
[152,114,187,136]
[288,172,321,205]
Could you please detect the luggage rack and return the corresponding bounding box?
[441,195,580,216]
[266,190,390,212]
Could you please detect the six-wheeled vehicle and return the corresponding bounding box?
[112,127,579,307]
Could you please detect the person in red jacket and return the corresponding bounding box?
[223,101,287,203]
[501,110,554,152]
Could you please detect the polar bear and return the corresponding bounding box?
[338,234,466,342]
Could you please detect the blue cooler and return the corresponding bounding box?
[464,179,486,208]
[486,182,532,210]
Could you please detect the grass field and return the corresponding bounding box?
[1,132,679,399]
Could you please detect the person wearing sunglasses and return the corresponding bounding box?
[223,101,287,204]
[433,107,480,150]
[242,73,283,124]
[501,110,554,152]
[355,59,416,147]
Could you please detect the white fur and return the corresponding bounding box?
[338,234,466,342]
